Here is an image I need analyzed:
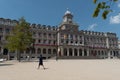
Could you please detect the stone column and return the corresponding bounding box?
[23,51,26,59]
[35,48,38,58]
[7,50,10,60]
[77,48,79,56]
[57,30,60,46]
[46,48,48,59]
[87,49,89,56]
[82,49,84,56]
[72,48,74,56]
[15,50,18,60]
[107,50,111,59]
[82,36,84,45]
[61,47,63,56]
[67,48,69,56]
[1,48,3,55]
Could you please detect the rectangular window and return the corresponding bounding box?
[0,28,3,33]
[43,40,46,44]
[48,33,51,38]
[70,35,73,39]
[61,39,64,43]
[0,36,1,41]
[38,39,41,43]
[66,40,68,44]
[61,34,63,37]
[80,42,82,44]
[53,34,56,38]
[53,40,56,45]
[38,33,41,37]
[6,28,10,33]
[43,33,47,38]
[48,40,51,44]
[75,35,77,39]
[33,32,36,37]
[33,39,36,43]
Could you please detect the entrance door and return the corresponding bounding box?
[3,48,8,55]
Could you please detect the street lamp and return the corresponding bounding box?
[29,41,34,61]
[56,28,60,60]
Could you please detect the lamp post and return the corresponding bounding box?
[29,40,34,61]
[56,28,60,60]
[28,44,32,61]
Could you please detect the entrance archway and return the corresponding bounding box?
[69,48,72,56]
[64,48,67,56]
[3,48,8,55]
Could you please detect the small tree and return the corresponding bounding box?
[6,17,33,62]
[93,0,118,19]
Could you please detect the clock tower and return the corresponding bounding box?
[59,9,79,32]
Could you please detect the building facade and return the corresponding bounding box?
[0,10,119,60]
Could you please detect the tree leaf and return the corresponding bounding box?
[93,7,100,17]
[93,0,97,4]
[6,17,33,61]
[102,10,110,19]
[113,0,118,2]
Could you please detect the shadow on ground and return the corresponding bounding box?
[0,63,14,66]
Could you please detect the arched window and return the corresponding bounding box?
[104,51,107,55]
[113,51,116,56]
[84,49,87,56]
[32,48,35,54]
[91,50,93,56]
[98,51,100,55]
[37,48,41,54]
[53,49,57,54]
[95,50,97,56]
[74,48,77,56]
[110,51,112,55]
[79,49,82,56]
[26,48,30,54]
[64,48,67,56]
[48,49,51,54]
[3,48,8,55]
[20,50,24,54]
[69,48,72,56]
[43,48,46,54]
[102,51,104,55]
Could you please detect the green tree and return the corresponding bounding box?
[6,17,33,62]
[93,0,118,19]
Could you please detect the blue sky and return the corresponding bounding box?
[0,0,120,39]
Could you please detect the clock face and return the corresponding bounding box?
[61,26,65,30]
[68,19,72,22]
[70,29,73,32]
[69,26,73,31]
[70,26,77,32]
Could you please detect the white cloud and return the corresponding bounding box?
[110,13,120,24]
[118,3,120,8]
[87,23,97,31]
[118,0,120,8]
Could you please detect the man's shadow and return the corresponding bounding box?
[44,68,48,70]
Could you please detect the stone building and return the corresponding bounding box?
[57,10,119,59]
[0,10,119,60]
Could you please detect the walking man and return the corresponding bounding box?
[37,54,45,70]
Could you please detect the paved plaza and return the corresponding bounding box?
[0,59,120,80]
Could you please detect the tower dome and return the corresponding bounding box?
[64,8,72,15]
[65,10,71,15]
[63,9,73,23]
